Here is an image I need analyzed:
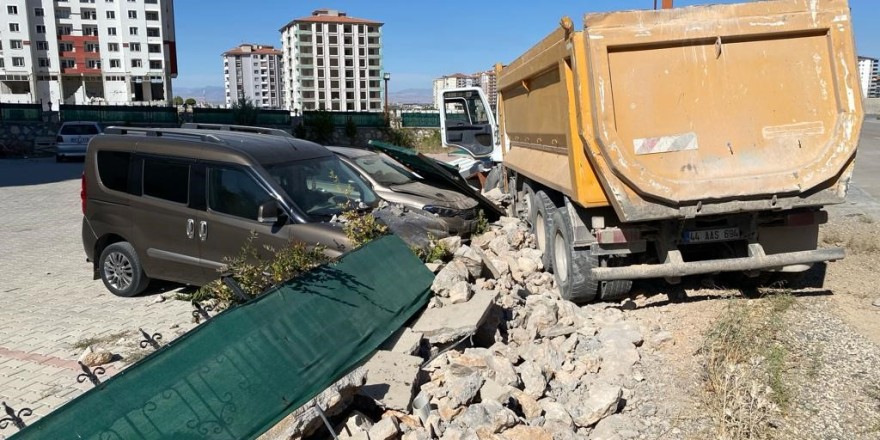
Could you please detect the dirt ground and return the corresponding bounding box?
[613,208,880,440]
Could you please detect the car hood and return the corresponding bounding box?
[368,140,505,220]
[388,181,478,210]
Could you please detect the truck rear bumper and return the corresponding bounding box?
[591,247,844,282]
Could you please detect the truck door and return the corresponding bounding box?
[440,88,499,160]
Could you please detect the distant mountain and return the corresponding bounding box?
[390,88,433,105]
[172,85,227,105]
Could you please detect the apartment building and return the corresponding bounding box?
[0,0,177,110]
[223,44,282,109]
[858,56,880,99]
[280,9,384,113]
[433,70,497,110]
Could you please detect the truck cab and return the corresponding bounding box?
[439,87,501,180]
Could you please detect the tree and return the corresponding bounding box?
[231,97,259,126]
[344,116,358,146]
[173,96,183,106]
[184,98,197,107]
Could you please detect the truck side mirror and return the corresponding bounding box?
[258,199,284,224]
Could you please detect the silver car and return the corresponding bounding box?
[327,146,480,235]
[56,121,103,162]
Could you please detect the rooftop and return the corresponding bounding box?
[280,9,383,31]
[223,44,282,57]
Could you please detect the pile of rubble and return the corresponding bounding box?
[268,215,647,440]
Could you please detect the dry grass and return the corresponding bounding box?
[700,293,796,439]
[71,330,133,350]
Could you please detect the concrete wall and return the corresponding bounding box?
[864,98,880,116]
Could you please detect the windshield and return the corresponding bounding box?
[353,152,418,186]
[266,156,378,220]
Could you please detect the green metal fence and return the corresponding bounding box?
[255,110,291,126]
[192,108,235,124]
[60,105,178,124]
[303,111,386,128]
[0,103,42,122]
[401,112,440,128]
[13,235,432,440]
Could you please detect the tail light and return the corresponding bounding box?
[80,172,86,215]
[57,135,64,143]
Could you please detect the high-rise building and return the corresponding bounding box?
[433,70,497,110]
[223,44,282,109]
[280,9,384,113]
[858,56,880,99]
[0,0,177,110]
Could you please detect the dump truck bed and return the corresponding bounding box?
[498,0,862,222]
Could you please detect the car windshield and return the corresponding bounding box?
[352,152,418,186]
[265,156,378,220]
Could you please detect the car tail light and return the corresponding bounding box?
[57,135,64,143]
[80,172,86,215]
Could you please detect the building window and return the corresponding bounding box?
[36,41,49,50]
[148,43,160,53]
[7,6,18,14]
[55,8,70,18]
[61,59,75,68]
[59,42,73,52]
[128,10,137,19]
[107,27,117,35]
[0,59,4,68]
[82,9,97,19]
[86,43,99,52]
[130,42,141,52]
[110,59,121,68]
[129,27,138,35]
[88,60,101,69]
[149,60,162,69]
[10,40,22,50]
[106,10,115,18]
[58,26,72,35]
[34,7,44,16]
[38,58,51,68]
[36,25,46,34]
[10,57,25,67]
[328,24,337,32]
[9,23,20,32]
[84,26,99,36]
[131,59,142,68]
[108,42,119,51]
[145,11,158,20]
[146,27,160,37]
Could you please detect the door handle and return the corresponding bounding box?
[186,219,194,239]
[199,221,207,241]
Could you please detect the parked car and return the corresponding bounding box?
[82,126,378,297]
[327,146,482,235]
[56,121,103,162]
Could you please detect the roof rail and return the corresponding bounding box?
[180,123,294,138]
[103,126,223,143]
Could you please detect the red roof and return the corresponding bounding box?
[280,11,382,31]
[223,45,281,56]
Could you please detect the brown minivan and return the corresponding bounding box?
[81,126,379,296]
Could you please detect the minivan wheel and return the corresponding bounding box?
[99,242,150,297]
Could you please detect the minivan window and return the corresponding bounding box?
[266,156,377,220]
[207,167,272,221]
[97,151,130,193]
[143,158,189,204]
[61,124,100,135]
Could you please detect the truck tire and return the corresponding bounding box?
[550,207,598,302]
[550,207,633,303]
[533,190,557,272]
[520,182,536,223]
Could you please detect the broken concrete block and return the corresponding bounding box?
[411,290,498,345]
[359,350,423,412]
[379,327,423,356]
[259,367,367,440]
[367,416,400,440]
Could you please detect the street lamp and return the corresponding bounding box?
[383,72,391,115]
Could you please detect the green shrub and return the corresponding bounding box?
[342,210,388,248]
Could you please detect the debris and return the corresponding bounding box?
[379,327,423,356]
[78,346,114,367]
[411,290,497,344]
[359,351,423,412]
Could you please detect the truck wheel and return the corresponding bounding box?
[99,242,150,297]
[520,182,536,223]
[533,190,557,272]
[550,207,598,302]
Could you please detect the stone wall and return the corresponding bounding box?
[0,121,59,157]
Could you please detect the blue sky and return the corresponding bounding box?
[173,0,880,91]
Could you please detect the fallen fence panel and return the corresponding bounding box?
[14,235,432,440]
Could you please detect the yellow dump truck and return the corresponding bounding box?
[439,0,863,302]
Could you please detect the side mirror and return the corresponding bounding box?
[258,199,284,224]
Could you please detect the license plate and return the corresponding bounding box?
[72,136,90,144]
[683,227,740,244]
